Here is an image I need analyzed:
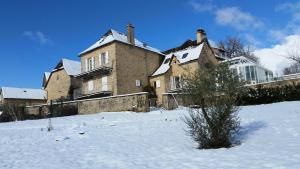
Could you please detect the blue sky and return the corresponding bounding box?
[0,0,300,88]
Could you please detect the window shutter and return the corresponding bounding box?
[136,80,141,87]
[99,53,102,66]
[170,77,173,90]
[91,57,95,69]
[85,59,88,71]
[102,76,108,91]
[88,80,94,91]
[105,51,109,64]
[156,80,160,88]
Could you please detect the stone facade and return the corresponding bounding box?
[79,41,162,98]
[1,98,46,107]
[45,69,72,102]
[80,43,117,95]
[150,40,218,104]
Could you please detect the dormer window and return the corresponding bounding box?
[182,53,188,59]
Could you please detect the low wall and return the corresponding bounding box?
[25,92,149,116]
[77,92,149,114]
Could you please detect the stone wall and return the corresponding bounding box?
[77,92,149,114]
[25,92,150,117]
[115,42,162,95]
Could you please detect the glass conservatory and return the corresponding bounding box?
[224,56,273,85]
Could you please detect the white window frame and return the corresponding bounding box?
[99,52,108,66]
[88,80,94,91]
[102,76,108,91]
[170,76,181,90]
[87,57,95,71]
[154,80,160,88]
[136,80,141,87]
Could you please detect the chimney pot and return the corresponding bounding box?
[127,23,135,45]
[196,28,206,44]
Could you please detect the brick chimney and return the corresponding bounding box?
[196,28,206,44]
[127,23,135,45]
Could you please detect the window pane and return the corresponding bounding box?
[246,66,251,81]
[250,66,255,81]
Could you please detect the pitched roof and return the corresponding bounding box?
[44,72,51,81]
[79,29,163,55]
[54,59,81,76]
[0,87,47,100]
[152,43,204,76]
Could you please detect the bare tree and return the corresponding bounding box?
[287,50,300,64]
[218,37,259,63]
[283,62,300,75]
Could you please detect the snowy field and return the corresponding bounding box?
[0,101,300,169]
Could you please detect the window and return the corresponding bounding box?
[170,76,181,90]
[154,80,160,88]
[56,75,59,80]
[136,80,141,87]
[87,57,95,71]
[102,76,108,91]
[99,52,108,66]
[164,58,171,64]
[182,53,188,59]
[250,66,256,81]
[88,80,94,91]
[246,66,251,82]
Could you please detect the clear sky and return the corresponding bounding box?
[0,0,299,88]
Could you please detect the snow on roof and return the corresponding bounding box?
[152,44,204,76]
[80,29,163,55]
[44,72,50,81]
[54,59,81,76]
[62,59,81,76]
[1,87,47,100]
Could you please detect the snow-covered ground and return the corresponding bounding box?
[0,101,300,169]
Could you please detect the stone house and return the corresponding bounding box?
[75,24,164,99]
[43,58,81,102]
[150,29,223,104]
[0,87,47,106]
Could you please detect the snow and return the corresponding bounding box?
[1,101,300,169]
[44,72,50,81]
[0,87,47,100]
[61,59,81,76]
[80,29,163,55]
[152,44,203,76]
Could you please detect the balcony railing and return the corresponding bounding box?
[73,87,112,100]
[75,63,113,79]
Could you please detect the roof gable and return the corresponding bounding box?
[152,43,204,76]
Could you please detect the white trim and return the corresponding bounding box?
[101,76,108,91]
[88,80,94,91]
